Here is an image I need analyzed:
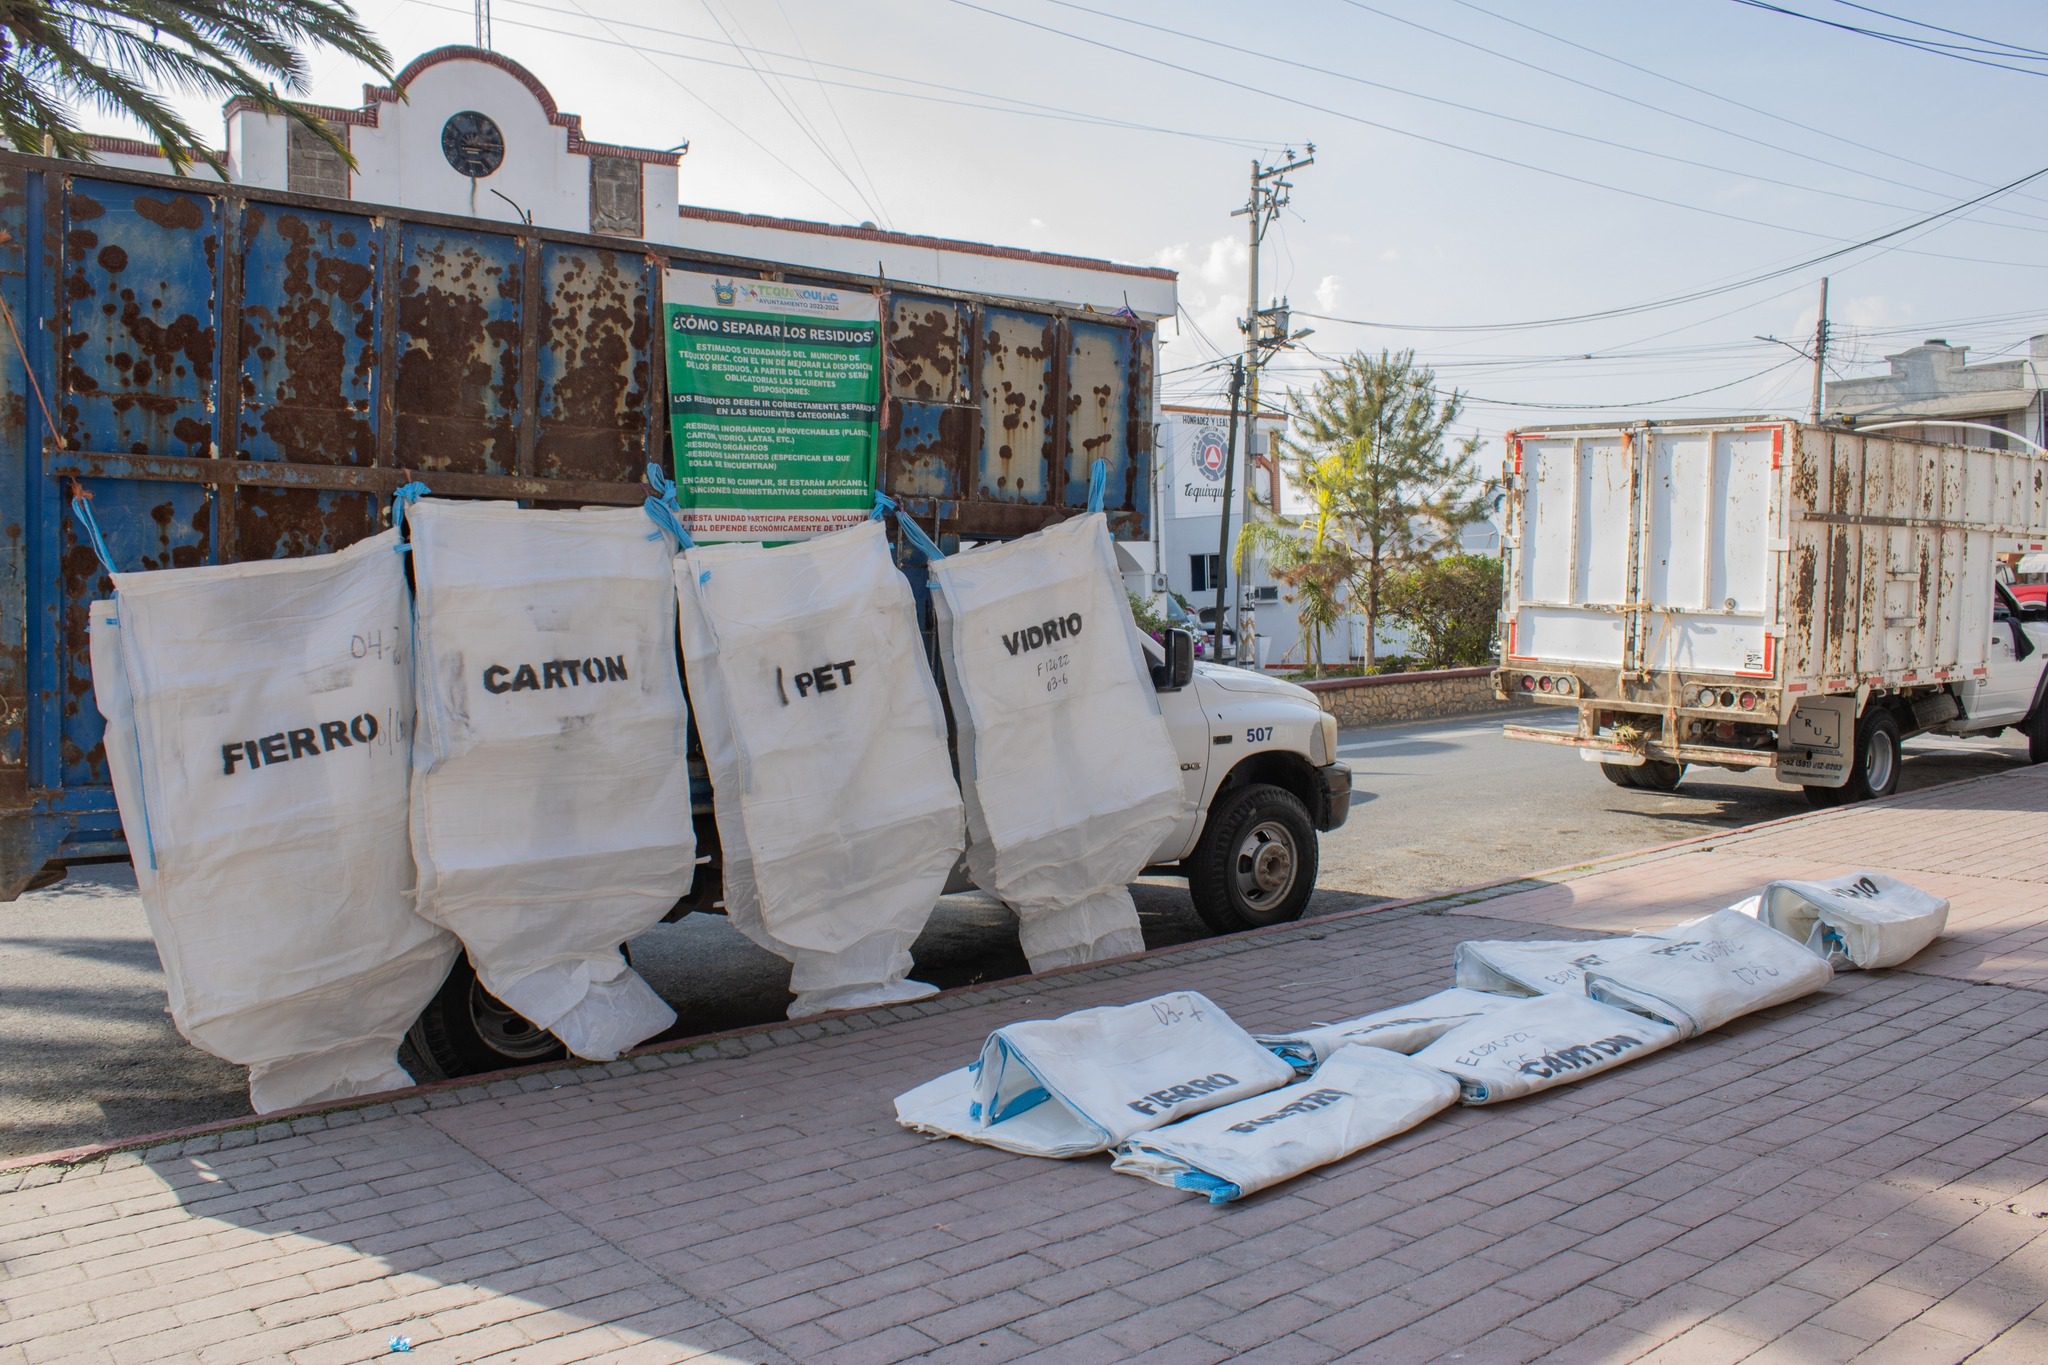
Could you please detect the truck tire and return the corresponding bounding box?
[1630,760,1686,792]
[404,952,566,1080]
[1841,708,1902,802]
[1599,762,1640,788]
[1187,783,1318,934]
[2027,701,2047,764]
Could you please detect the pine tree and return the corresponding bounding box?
[1275,350,1490,668]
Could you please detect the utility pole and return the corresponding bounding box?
[475,0,492,49]
[1212,360,1244,663]
[1809,276,1829,425]
[1220,147,1314,665]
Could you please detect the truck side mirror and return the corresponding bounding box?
[1155,628,1195,692]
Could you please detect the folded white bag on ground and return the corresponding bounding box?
[1583,907,1833,1037]
[927,512,1183,971]
[1257,988,1514,1074]
[1454,932,1672,997]
[893,990,1295,1157]
[1747,871,1948,969]
[1111,1046,1460,1202]
[408,501,689,1060]
[88,533,458,1113]
[676,521,964,1017]
[1412,993,1684,1104]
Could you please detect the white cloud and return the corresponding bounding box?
[1313,273,1342,313]
[1156,235,1251,356]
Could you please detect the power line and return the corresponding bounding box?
[1826,1,2048,59]
[422,0,1287,153]
[1728,1,2048,77]
[1033,0,2048,236]
[1338,0,2048,230]
[953,0,2048,268]
[1443,0,2048,215]
[1295,161,2048,334]
[767,0,893,228]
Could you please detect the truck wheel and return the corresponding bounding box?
[1187,783,1318,934]
[1841,708,1902,802]
[1599,762,1640,788]
[2028,702,2048,764]
[405,952,566,1080]
[1630,760,1686,792]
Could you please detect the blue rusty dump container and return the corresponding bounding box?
[0,153,1157,896]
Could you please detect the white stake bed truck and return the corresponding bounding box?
[1492,418,2048,803]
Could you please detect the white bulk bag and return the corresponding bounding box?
[88,532,458,1113]
[926,512,1183,971]
[408,501,689,1060]
[1453,932,1669,998]
[1583,908,1832,1037]
[675,520,964,1017]
[1112,1046,1460,1202]
[1750,871,1948,969]
[1257,988,1513,1074]
[894,990,1295,1158]
[1412,994,1683,1105]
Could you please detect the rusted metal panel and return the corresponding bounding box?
[0,161,27,795]
[393,224,522,477]
[976,308,1054,504]
[0,152,1160,891]
[534,242,648,483]
[1062,318,1132,510]
[236,201,383,559]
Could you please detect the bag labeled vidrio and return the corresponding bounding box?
[922,505,1184,971]
[675,519,965,1017]
[407,497,691,1061]
[87,525,458,1113]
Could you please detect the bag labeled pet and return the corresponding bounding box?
[676,520,964,1016]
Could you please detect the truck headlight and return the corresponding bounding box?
[1311,711,1337,766]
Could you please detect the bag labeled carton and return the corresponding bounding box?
[1412,994,1683,1105]
[408,501,690,1060]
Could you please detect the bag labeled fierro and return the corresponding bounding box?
[676,521,964,1017]
[89,532,458,1113]
[894,991,1296,1158]
[408,501,690,1060]
[1412,994,1683,1104]
[1583,907,1833,1037]
[1112,1046,1460,1202]
[926,512,1183,970]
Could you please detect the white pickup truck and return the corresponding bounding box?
[1492,418,2048,802]
[412,623,1352,1074]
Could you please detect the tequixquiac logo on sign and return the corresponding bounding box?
[1194,427,1228,482]
[709,277,846,316]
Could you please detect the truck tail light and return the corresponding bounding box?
[1538,676,1554,692]
[1520,674,1536,691]
[1738,691,1758,711]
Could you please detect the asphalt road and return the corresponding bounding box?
[2,707,2030,1158]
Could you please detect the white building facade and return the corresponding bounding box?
[1829,336,2048,451]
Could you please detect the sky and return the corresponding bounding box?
[121,0,2048,464]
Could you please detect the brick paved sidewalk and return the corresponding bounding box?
[4,766,2047,1365]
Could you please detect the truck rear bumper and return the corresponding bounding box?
[1315,762,1353,831]
[1500,724,1779,769]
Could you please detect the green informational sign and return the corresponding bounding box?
[661,271,880,541]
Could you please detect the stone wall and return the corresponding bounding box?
[1301,666,1533,728]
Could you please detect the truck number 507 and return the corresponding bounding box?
[1247,726,1274,744]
